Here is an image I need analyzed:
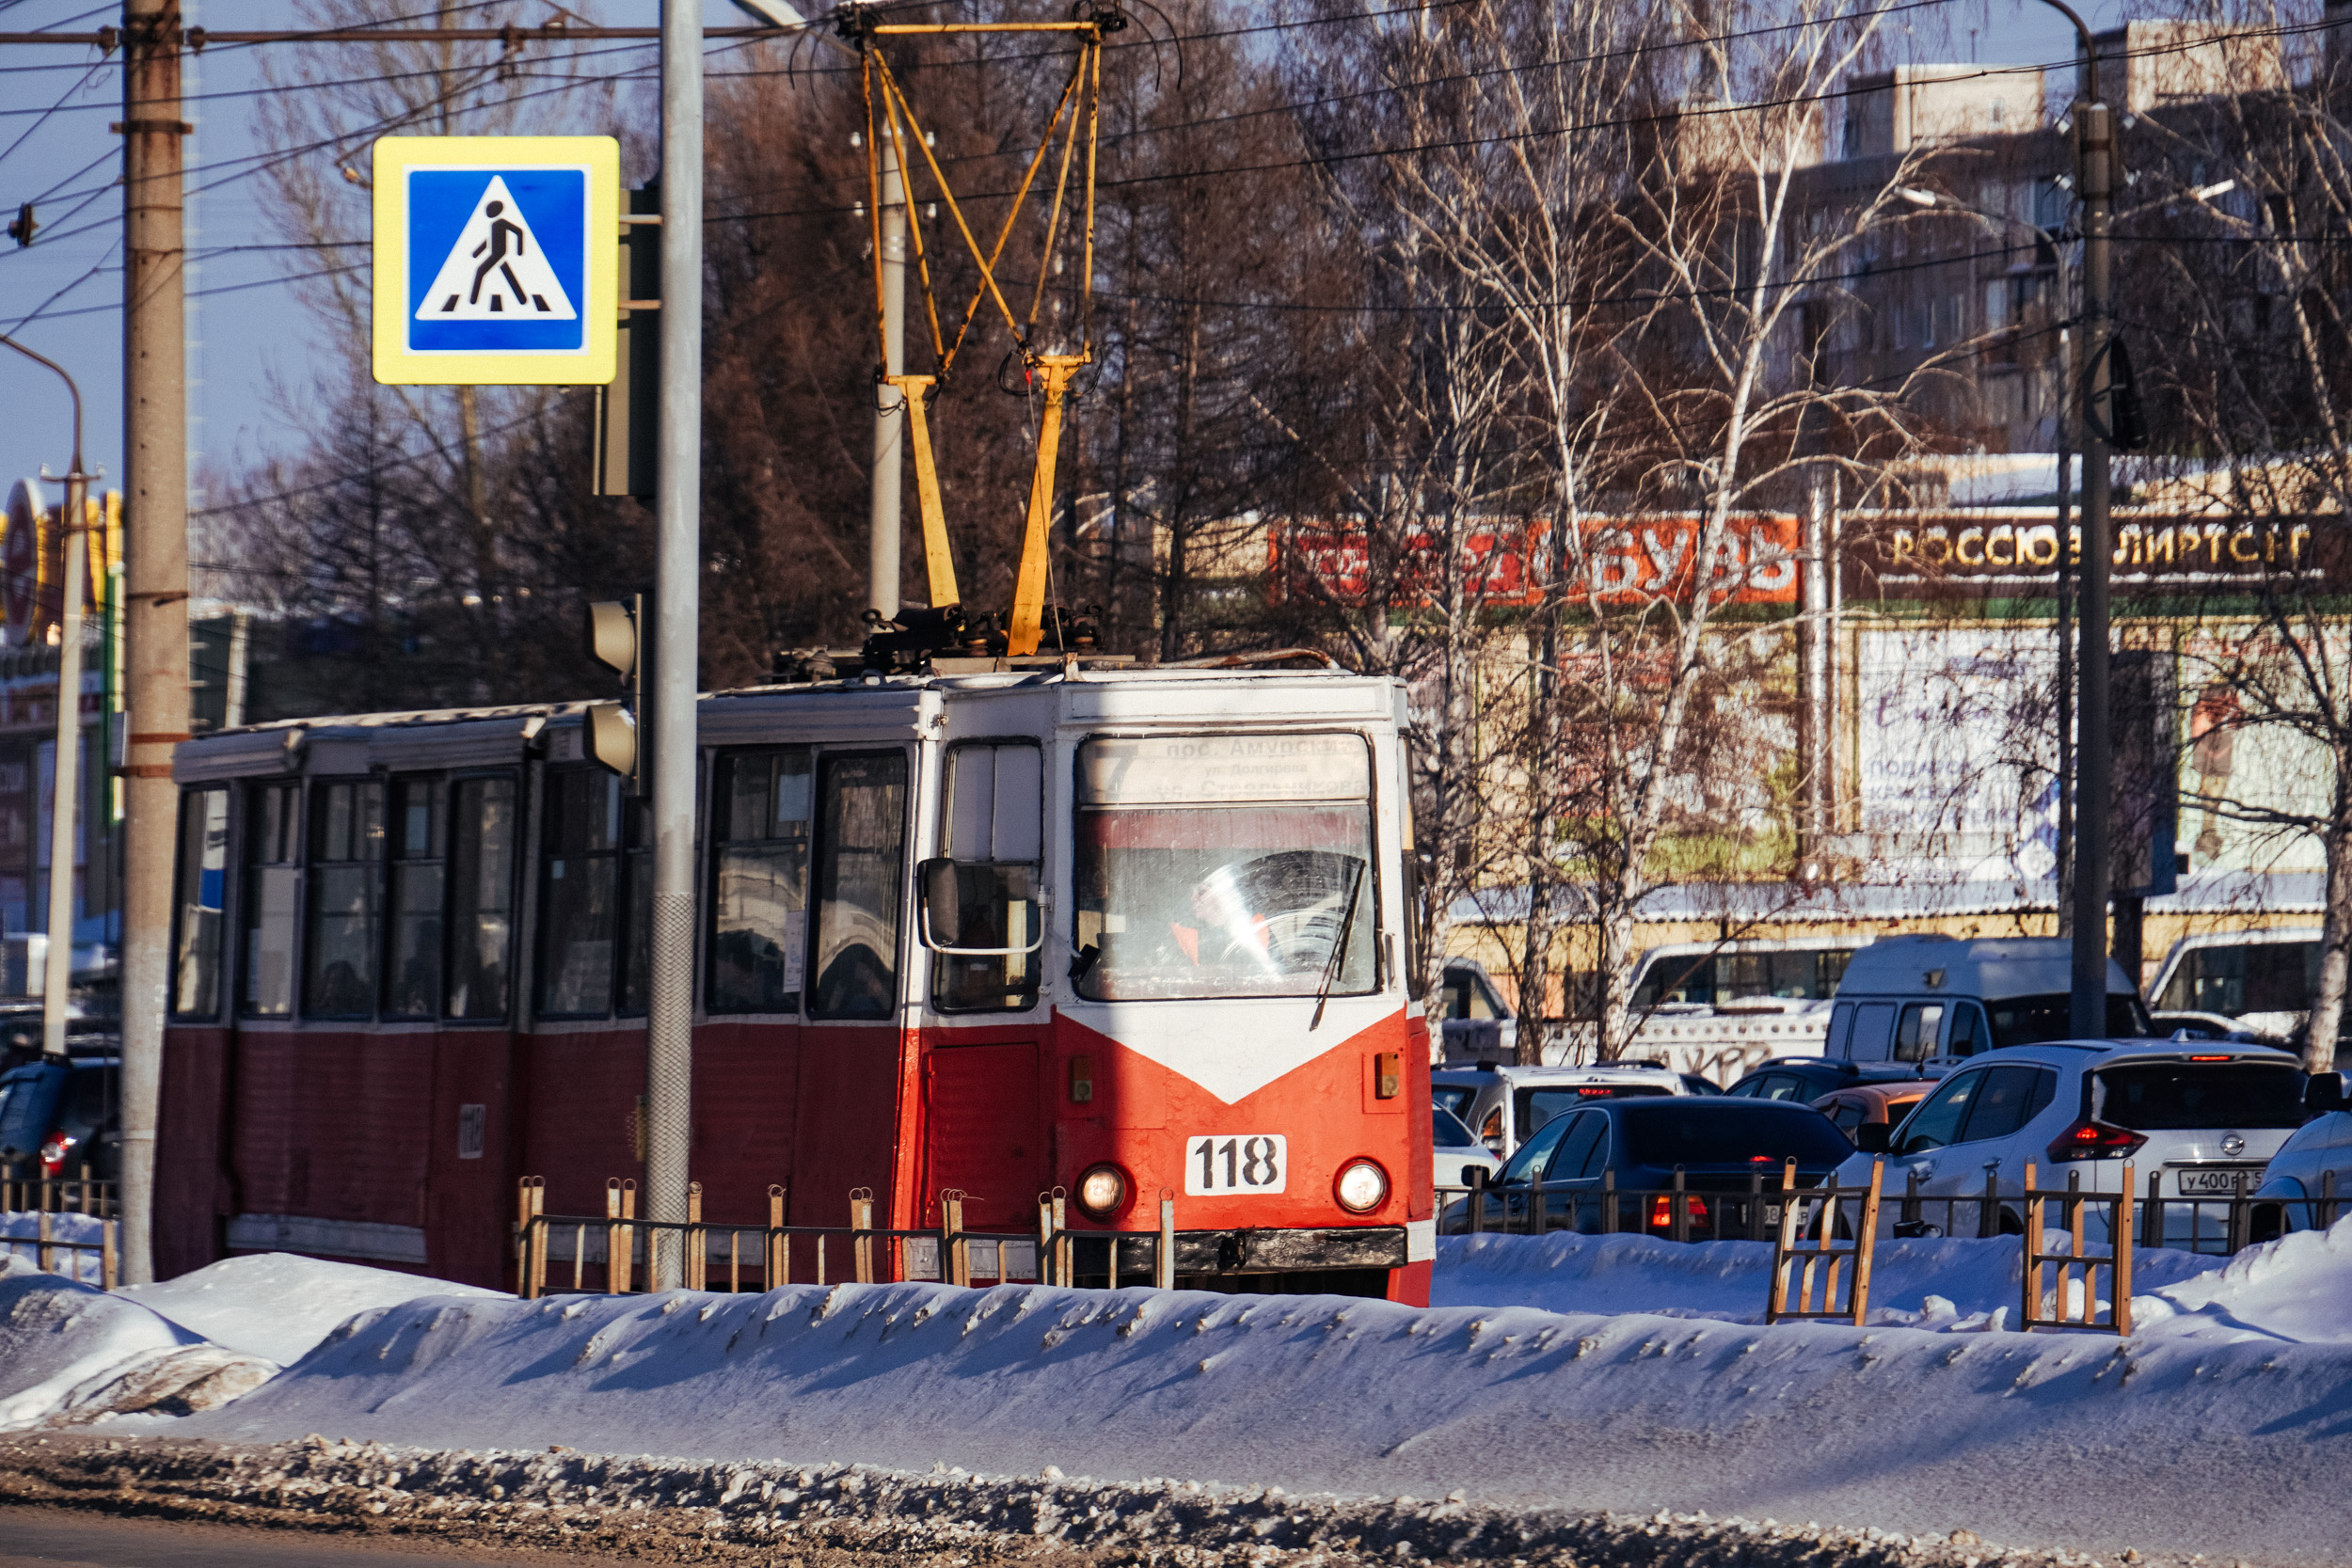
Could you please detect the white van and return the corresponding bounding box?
[1826,935,2153,1070]
[2150,927,2331,1047]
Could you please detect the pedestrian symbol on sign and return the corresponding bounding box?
[415,175,578,323]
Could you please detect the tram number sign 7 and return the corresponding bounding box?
[1185,1134,1288,1196]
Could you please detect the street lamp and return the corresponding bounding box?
[0,335,95,1063]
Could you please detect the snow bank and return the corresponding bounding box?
[1436,1229,2285,1338]
[0,1260,272,1429]
[167,1275,2352,1561]
[119,1252,508,1365]
[1,1211,107,1286]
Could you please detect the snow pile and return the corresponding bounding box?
[1436,1229,2278,1337]
[0,1259,271,1428]
[2132,1219,2352,1343]
[119,1252,508,1365]
[1,1211,107,1285]
[159,1273,2352,1560]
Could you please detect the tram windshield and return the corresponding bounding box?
[1072,734,1378,1002]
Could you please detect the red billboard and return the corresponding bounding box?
[1273,515,1802,609]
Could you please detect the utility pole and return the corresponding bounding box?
[644,0,705,1291]
[869,134,906,621]
[119,0,189,1287]
[2070,67,2116,1039]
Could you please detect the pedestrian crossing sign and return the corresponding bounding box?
[372,135,619,386]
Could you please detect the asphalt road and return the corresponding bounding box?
[0,1508,613,1567]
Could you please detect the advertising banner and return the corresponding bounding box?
[1276,515,1801,609]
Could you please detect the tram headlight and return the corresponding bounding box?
[1075,1163,1130,1219]
[1333,1158,1390,1214]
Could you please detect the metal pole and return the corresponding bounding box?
[118,0,189,1287]
[2071,86,2115,1040]
[0,336,92,1064]
[645,0,704,1291]
[1801,477,1830,854]
[869,135,906,621]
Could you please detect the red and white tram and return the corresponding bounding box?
[154,661,1433,1304]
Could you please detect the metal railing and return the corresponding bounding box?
[514,1179,1187,1299]
[1438,1164,2344,1259]
[1,1161,119,1287]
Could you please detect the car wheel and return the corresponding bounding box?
[2249,1203,2284,1244]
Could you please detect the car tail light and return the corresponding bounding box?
[2046,1118,2147,1163]
[38,1130,74,1177]
[1646,1195,1709,1227]
[2186,1054,2231,1063]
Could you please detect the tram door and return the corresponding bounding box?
[920,741,1047,1232]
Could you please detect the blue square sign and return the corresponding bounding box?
[373,136,617,386]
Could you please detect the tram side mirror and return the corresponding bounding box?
[2305,1071,2347,1114]
[919,857,963,948]
[1854,1122,1892,1154]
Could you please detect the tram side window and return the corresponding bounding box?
[930,741,1042,1013]
[169,786,230,1019]
[810,752,907,1020]
[304,779,383,1019]
[383,776,445,1020]
[537,768,646,1018]
[708,750,812,1014]
[241,783,299,1017]
[447,776,517,1021]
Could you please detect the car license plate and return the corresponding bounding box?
[1185,1133,1288,1196]
[2176,1167,2260,1196]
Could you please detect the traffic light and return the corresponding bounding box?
[585,594,642,791]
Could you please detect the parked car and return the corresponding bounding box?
[1437,959,1518,1063]
[2150,927,2347,1061]
[1432,1105,1503,1189]
[1812,1079,1936,1142]
[1832,1040,2305,1242]
[2150,1010,2280,1044]
[0,1053,119,1180]
[1826,935,2151,1069]
[2249,1071,2352,1238]
[1724,1056,1925,1102]
[1433,1060,1692,1160]
[1438,1097,1854,1237]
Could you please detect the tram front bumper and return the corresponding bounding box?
[1103,1224,1407,1275]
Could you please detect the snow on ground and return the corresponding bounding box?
[8,1238,2352,1560]
[1,1210,107,1285]
[0,1255,258,1428]
[119,1252,507,1365]
[1433,1227,2319,1338]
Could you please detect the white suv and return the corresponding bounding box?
[1433,1060,1692,1160]
[1830,1039,2305,1242]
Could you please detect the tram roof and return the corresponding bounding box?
[172,659,1399,784]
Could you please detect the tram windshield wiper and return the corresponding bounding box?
[1309,860,1367,1031]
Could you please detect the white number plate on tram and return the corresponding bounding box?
[1186,1134,1288,1195]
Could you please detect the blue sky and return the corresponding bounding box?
[0,0,2122,531]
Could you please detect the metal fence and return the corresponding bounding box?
[1437,1164,2343,1259]
[1,1161,119,1287]
[514,1179,1187,1300]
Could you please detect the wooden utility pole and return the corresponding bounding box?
[118,0,191,1287]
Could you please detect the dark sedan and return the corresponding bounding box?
[1439,1096,1852,1238]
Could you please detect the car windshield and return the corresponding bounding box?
[1618,1102,1852,1167]
[1071,736,1377,1002]
[1988,992,2153,1047]
[2094,1061,2304,1130]
[1433,1106,1479,1148]
[1432,1085,1474,1119]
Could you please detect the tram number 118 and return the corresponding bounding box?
[1185,1133,1288,1196]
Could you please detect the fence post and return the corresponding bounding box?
[2323,1168,2340,1232]
[1747,1168,1764,1242]
[1053,1191,1072,1286]
[101,1215,117,1291]
[1979,1161,2000,1239]
[2113,1163,2134,1338]
[2141,1167,2162,1252]
[2021,1162,2042,1329]
[37,1205,51,1276]
[1902,1165,1921,1230]
[1037,1193,1056,1287]
[1466,1165,1486,1234]
[2227,1169,2249,1256]
[1601,1168,1618,1235]
[686,1181,706,1291]
[768,1184,787,1288]
[605,1180,628,1293]
[1671,1165,1689,1244]
[1157,1190,1176,1290]
[850,1189,875,1284]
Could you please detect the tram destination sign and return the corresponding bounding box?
[1079,734,1372,806]
[372,135,620,386]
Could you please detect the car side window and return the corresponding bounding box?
[1826,1001,1854,1057]
[1953,1064,2048,1144]
[1547,1112,1605,1180]
[1828,1101,1864,1134]
[1498,1116,1572,1184]
[1894,1071,1983,1154]
[1757,1073,1802,1101]
[1894,1003,1946,1064]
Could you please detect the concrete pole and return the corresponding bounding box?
[869,135,906,622]
[119,0,189,1286]
[2070,93,2115,1039]
[1800,478,1830,859]
[644,0,705,1291]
